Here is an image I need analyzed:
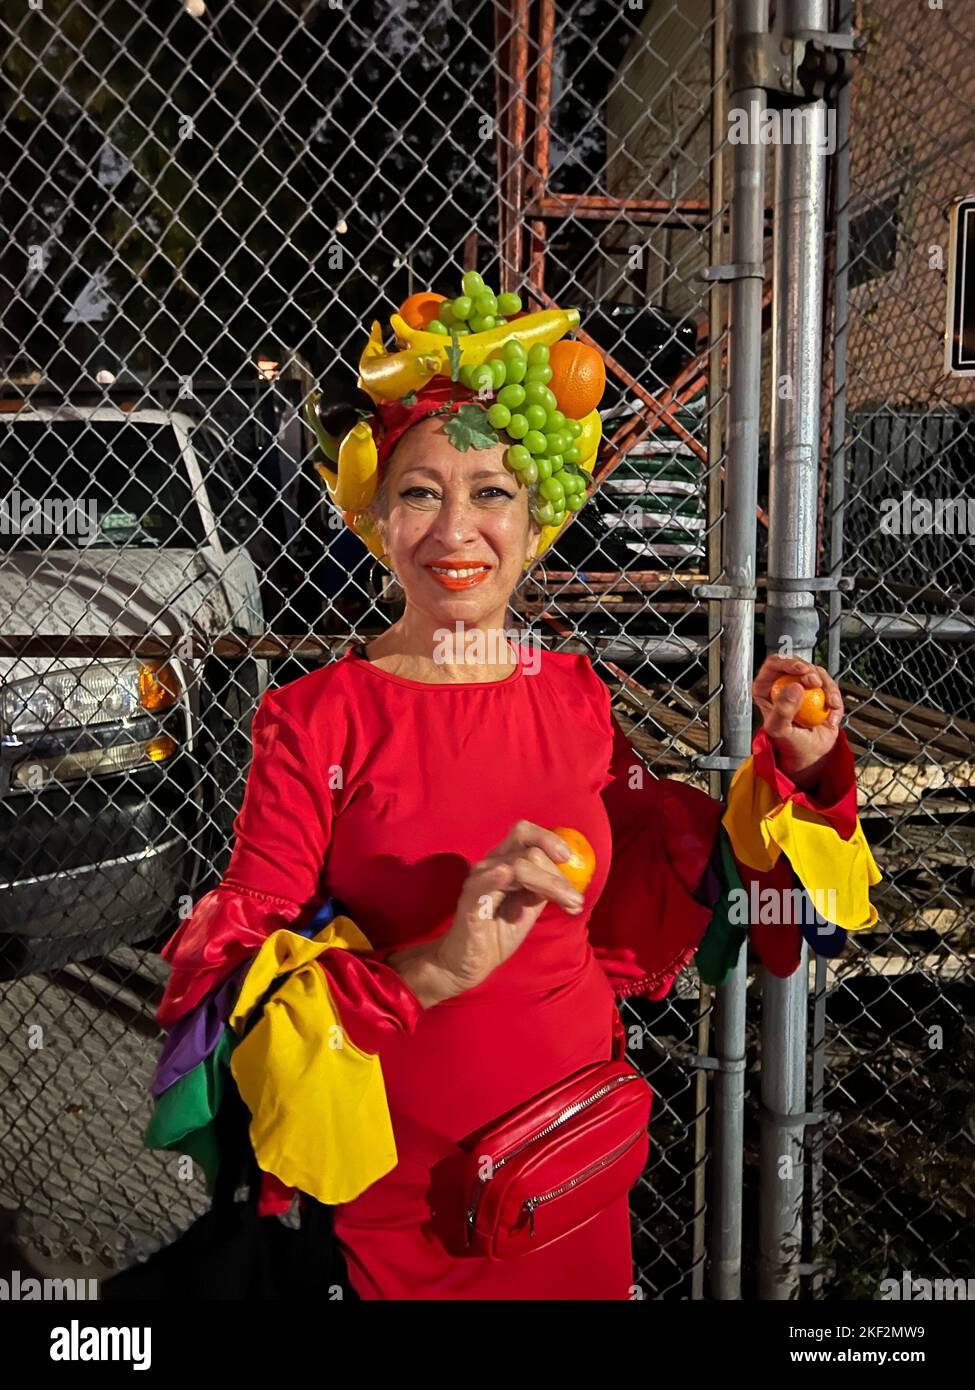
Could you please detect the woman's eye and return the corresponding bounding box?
[399,487,515,501]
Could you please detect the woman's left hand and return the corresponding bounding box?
[752,655,844,788]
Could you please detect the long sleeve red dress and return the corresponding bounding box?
[153,640,870,1301]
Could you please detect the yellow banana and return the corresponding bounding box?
[390,307,581,370]
[357,319,442,402]
[526,428,599,569]
[344,509,388,564]
[314,459,339,493]
[574,408,602,463]
[327,421,380,512]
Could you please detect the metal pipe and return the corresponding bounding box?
[504,0,530,290]
[533,0,554,193]
[697,0,729,1302]
[527,0,555,294]
[818,1,857,1292]
[760,0,831,1301]
[709,0,770,1303]
[827,0,854,678]
[493,0,511,277]
[841,613,975,641]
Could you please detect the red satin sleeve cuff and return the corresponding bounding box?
[751,726,858,840]
[156,884,314,1028]
[734,727,862,978]
[315,947,423,1054]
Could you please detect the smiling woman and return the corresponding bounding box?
[147,274,881,1301]
[360,414,541,647]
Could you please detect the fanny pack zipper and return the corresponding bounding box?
[465,1071,643,1241]
[522,1127,645,1236]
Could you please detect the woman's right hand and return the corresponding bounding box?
[387,821,585,1008]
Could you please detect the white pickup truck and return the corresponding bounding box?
[0,404,267,976]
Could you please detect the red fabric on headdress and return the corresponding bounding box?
[369,378,478,470]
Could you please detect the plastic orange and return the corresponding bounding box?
[547,340,606,420]
[769,675,829,728]
[551,826,597,893]
[398,292,446,330]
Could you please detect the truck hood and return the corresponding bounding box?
[0,545,263,685]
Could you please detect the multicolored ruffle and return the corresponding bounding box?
[587,723,881,999]
[696,728,880,985]
[146,896,420,1212]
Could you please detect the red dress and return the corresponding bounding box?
[156,642,857,1300]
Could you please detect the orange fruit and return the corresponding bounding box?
[398,291,446,330]
[551,826,597,893]
[769,675,829,728]
[547,341,606,420]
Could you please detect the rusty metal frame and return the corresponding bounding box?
[488,0,774,553]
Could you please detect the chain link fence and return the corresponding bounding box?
[813,0,975,1297]
[0,0,971,1300]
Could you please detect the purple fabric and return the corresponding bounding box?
[690,827,724,912]
[151,895,340,1097]
[150,964,248,1097]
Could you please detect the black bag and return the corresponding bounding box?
[103,1087,359,1301]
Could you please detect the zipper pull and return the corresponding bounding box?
[523,1199,538,1237]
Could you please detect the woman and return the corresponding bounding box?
[150,283,879,1301]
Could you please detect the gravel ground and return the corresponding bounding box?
[0,946,206,1280]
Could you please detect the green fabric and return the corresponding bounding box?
[145,1027,236,1186]
[696,826,749,986]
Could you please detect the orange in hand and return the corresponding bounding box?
[769,674,829,728]
[551,827,597,893]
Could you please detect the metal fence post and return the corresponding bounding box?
[759,0,831,1301]
[812,0,855,1299]
[709,0,770,1303]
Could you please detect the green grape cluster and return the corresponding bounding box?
[466,345,587,530]
[427,272,590,531]
[424,270,523,337]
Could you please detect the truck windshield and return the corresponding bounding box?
[0,419,206,550]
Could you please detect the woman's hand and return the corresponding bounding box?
[752,655,844,788]
[387,821,583,1008]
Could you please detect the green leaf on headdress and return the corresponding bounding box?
[399,391,418,406]
[354,406,374,423]
[446,328,463,383]
[443,403,501,453]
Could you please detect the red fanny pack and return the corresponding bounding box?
[459,1060,652,1259]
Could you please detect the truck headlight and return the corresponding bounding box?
[0,660,179,737]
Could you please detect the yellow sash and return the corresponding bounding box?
[721,757,881,931]
[229,920,399,1204]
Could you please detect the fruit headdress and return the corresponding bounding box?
[306,271,606,570]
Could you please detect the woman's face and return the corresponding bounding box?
[372,414,540,622]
